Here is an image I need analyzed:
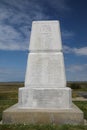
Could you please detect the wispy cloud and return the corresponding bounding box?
[42,0,70,12]
[62,30,74,40]
[63,45,87,56]
[74,47,87,55]
[0,0,47,51]
[0,0,70,51]
[66,64,87,72]
[63,45,72,53]
[0,24,28,50]
[66,64,87,81]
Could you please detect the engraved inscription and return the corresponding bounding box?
[29,21,62,51]
[33,89,64,107]
[40,34,53,47]
[39,25,53,48]
[27,53,65,87]
[40,25,52,33]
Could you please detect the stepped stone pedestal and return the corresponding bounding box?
[3,21,84,124]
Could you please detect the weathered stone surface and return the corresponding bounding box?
[29,21,62,51]
[18,88,72,109]
[3,104,84,125]
[20,21,72,109]
[20,21,72,110]
[25,52,66,88]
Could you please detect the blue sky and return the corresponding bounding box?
[0,0,87,82]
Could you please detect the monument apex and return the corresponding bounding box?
[29,21,62,51]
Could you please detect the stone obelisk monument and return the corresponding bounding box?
[3,21,84,124]
[19,21,72,109]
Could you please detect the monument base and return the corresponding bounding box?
[3,103,84,125]
[19,87,72,109]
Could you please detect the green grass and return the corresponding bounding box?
[73,101,87,120]
[0,124,87,130]
[0,83,20,121]
[0,99,17,120]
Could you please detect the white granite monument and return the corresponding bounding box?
[18,21,72,109]
[3,21,84,124]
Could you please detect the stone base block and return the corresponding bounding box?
[2,103,84,124]
[18,87,72,109]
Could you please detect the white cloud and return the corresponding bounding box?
[74,47,87,55]
[5,0,69,14]
[63,45,87,56]
[66,64,87,81]
[63,45,72,53]
[0,24,28,50]
[66,64,87,72]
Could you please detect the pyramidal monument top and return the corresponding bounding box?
[29,21,62,51]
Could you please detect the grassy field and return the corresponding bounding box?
[0,82,23,121]
[0,124,87,130]
[0,82,87,130]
